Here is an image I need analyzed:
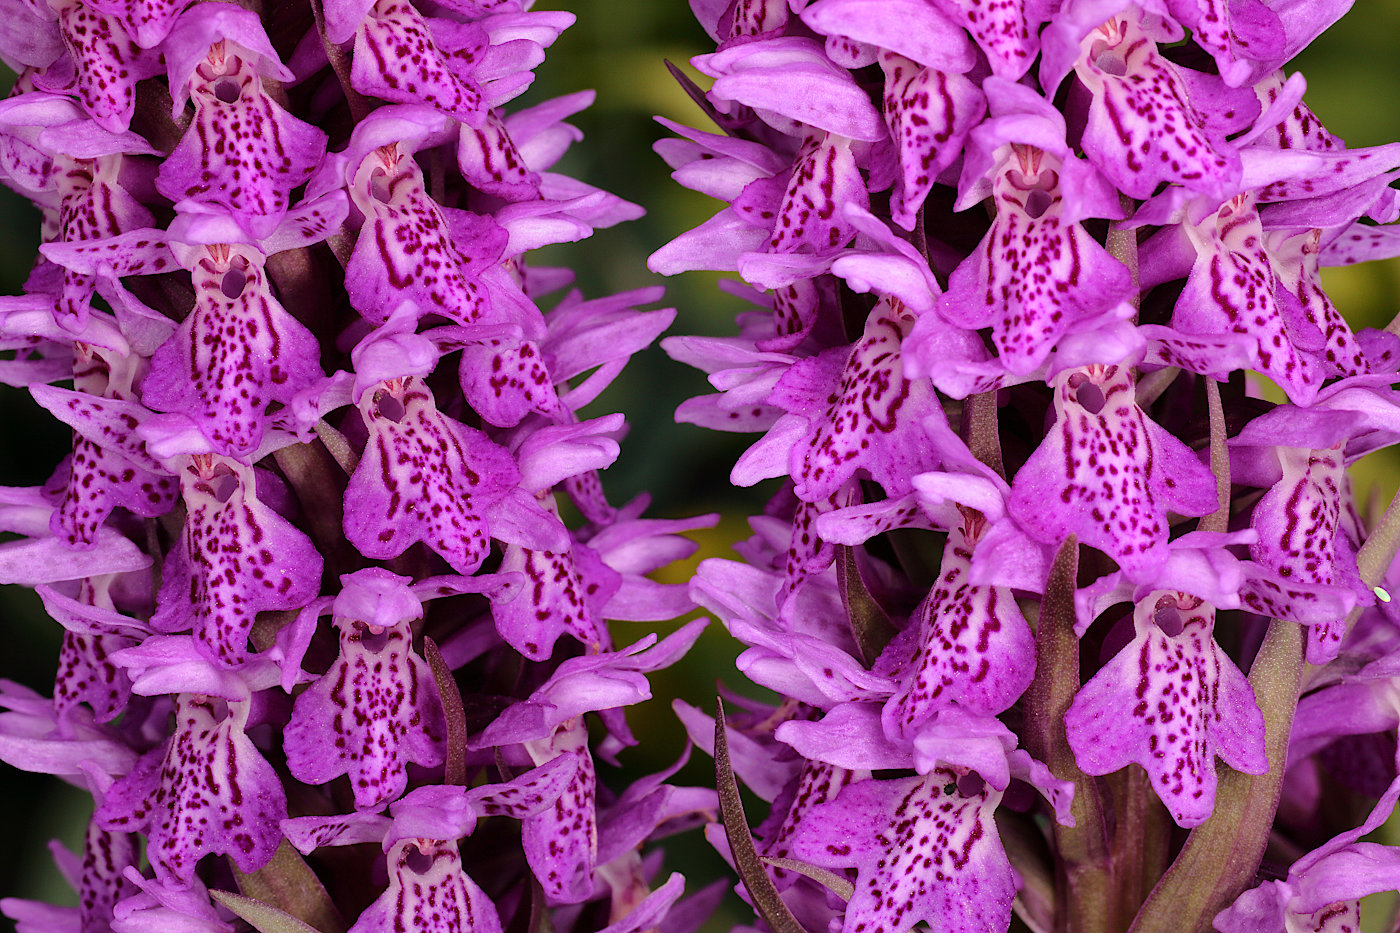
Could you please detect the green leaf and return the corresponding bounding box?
[210,890,326,933]
[229,840,344,933]
[425,635,467,786]
[715,698,811,933]
[760,857,854,901]
[836,545,897,667]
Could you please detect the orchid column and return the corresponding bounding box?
[0,1,717,932]
[656,2,1400,932]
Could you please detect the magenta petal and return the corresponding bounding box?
[879,53,984,231]
[1076,16,1241,200]
[284,583,445,811]
[784,301,946,502]
[799,0,975,73]
[350,839,503,933]
[1009,364,1218,577]
[351,0,485,124]
[344,376,536,573]
[96,694,286,884]
[883,517,1036,739]
[1065,592,1266,827]
[156,52,324,238]
[492,535,619,661]
[789,770,1016,933]
[151,456,323,668]
[696,37,887,141]
[141,245,325,456]
[775,702,910,771]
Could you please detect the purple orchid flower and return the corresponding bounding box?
[0,1,710,931]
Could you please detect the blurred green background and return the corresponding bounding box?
[4,1,1400,929]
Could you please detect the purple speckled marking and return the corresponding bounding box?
[97,694,287,883]
[880,51,982,230]
[884,515,1035,737]
[790,769,1016,933]
[352,0,486,123]
[285,609,444,811]
[1065,592,1266,827]
[349,839,504,933]
[1077,16,1237,199]
[1008,364,1218,577]
[151,455,322,668]
[344,376,518,573]
[157,42,325,228]
[942,144,1132,374]
[790,303,940,502]
[346,143,506,325]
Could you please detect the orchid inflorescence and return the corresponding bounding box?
[6,0,1400,932]
[653,0,1400,931]
[0,1,723,932]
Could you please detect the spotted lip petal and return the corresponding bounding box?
[780,301,946,503]
[42,0,161,133]
[940,146,1134,374]
[1245,444,1365,663]
[1173,193,1322,404]
[344,376,536,574]
[1065,592,1266,827]
[41,577,143,723]
[156,45,327,240]
[520,735,597,904]
[789,769,1017,933]
[492,533,620,661]
[1075,14,1243,201]
[50,152,152,328]
[756,759,861,890]
[882,516,1036,742]
[140,244,326,457]
[1266,226,1371,381]
[345,140,512,326]
[1008,364,1219,578]
[759,131,868,260]
[879,52,984,231]
[351,0,489,125]
[457,110,541,201]
[348,839,504,933]
[38,385,177,550]
[96,693,287,884]
[284,583,445,812]
[930,0,1051,80]
[151,455,323,668]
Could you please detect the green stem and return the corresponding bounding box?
[962,390,1006,481]
[1200,378,1230,535]
[1109,766,1171,929]
[1022,538,1115,933]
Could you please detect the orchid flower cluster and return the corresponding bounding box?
[0,1,721,932]
[654,1,1400,931]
